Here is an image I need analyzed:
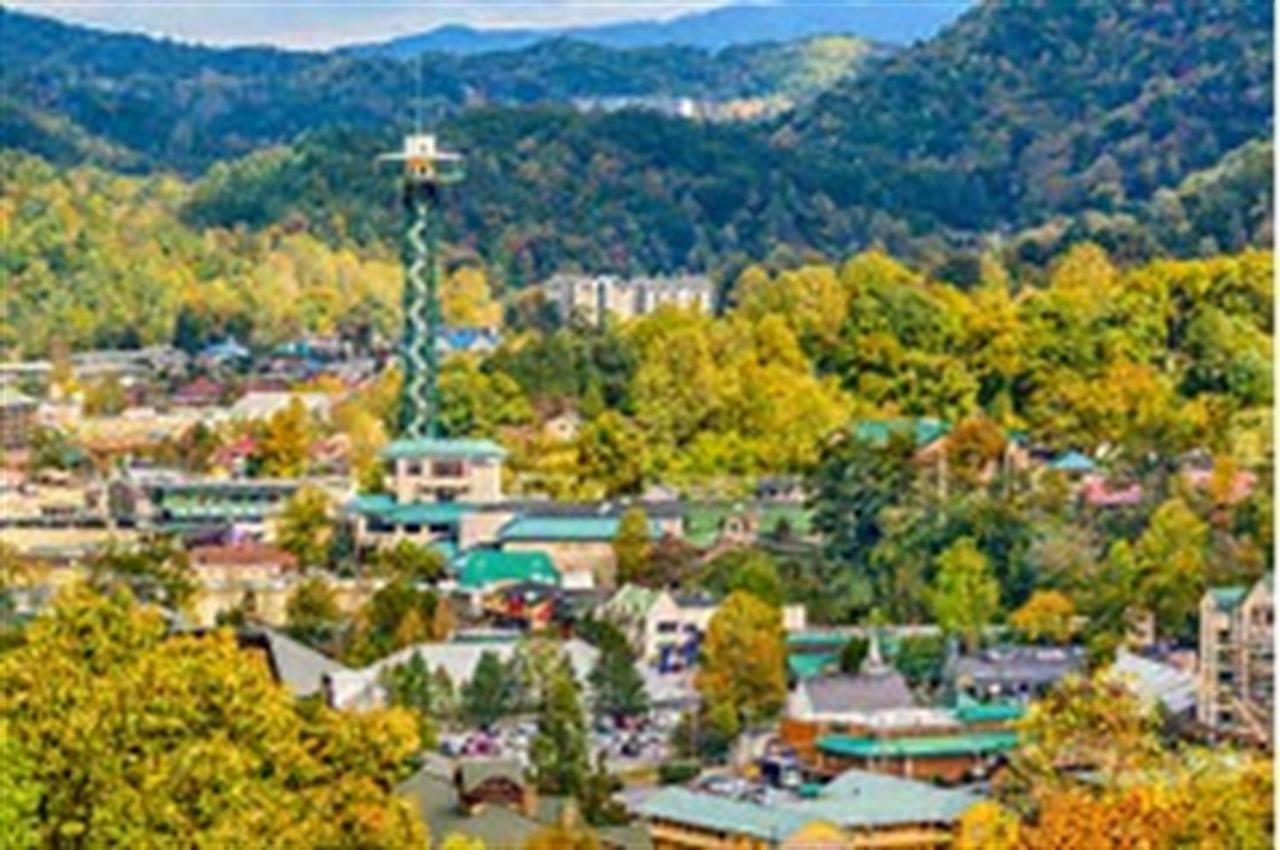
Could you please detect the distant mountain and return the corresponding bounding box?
[781,0,1274,229]
[180,0,1272,277]
[0,9,879,173]
[346,0,970,57]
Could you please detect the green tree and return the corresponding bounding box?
[588,642,648,722]
[1133,498,1209,640]
[576,411,647,497]
[276,485,335,569]
[462,650,518,727]
[348,578,450,666]
[612,507,654,586]
[0,587,426,847]
[930,537,1000,651]
[698,548,783,607]
[87,538,196,611]
[372,540,446,583]
[529,655,591,798]
[695,591,786,728]
[285,576,343,650]
[893,633,947,690]
[839,635,870,674]
[380,650,439,749]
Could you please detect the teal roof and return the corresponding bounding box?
[636,771,978,837]
[1210,586,1248,611]
[382,438,507,460]
[349,494,474,526]
[788,652,838,680]
[499,515,661,542]
[456,549,560,590]
[786,631,851,648]
[1049,450,1096,473]
[818,731,1018,759]
[854,418,950,449]
[952,696,1025,724]
[796,769,979,826]
[636,788,829,842]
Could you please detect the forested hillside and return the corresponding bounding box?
[781,0,1273,229]
[1,1,1273,354]
[0,9,878,173]
[175,0,1273,277]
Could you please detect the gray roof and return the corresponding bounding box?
[797,671,915,715]
[949,646,1085,689]
[255,628,349,698]
[1111,650,1196,716]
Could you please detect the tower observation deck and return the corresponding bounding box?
[378,134,464,439]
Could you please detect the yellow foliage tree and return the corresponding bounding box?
[0,586,426,847]
[1010,590,1077,644]
[696,591,786,727]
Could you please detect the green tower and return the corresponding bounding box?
[379,134,463,439]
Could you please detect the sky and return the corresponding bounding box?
[9,1,733,49]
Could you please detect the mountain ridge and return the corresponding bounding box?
[343,0,970,57]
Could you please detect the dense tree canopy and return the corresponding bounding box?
[0,587,426,848]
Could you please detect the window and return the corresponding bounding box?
[656,622,679,634]
[432,460,465,478]
[405,461,422,476]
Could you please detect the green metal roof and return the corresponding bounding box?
[817,730,1018,759]
[788,652,838,680]
[952,697,1025,724]
[636,771,978,837]
[786,631,850,648]
[1210,586,1248,611]
[349,494,474,526]
[854,418,950,449]
[636,787,830,842]
[382,438,507,460]
[499,515,661,542]
[456,549,560,590]
[796,769,979,826]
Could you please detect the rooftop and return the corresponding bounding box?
[382,438,507,461]
[455,549,559,591]
[817,730,1018,759]
[636,768,980,838]
[499,515,662,542]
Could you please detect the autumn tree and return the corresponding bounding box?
[285,576,343,650]
[576,411,647,497]
[1010,590,1077,645]
[612,507,653,586]
[1133,498,1209,640]
[0,587,426,847]
[276,485,335,569]
[372,540,446,584]
[696,591,786,728]
[930,537,1000,651]
[347,578,451,665]
[256,398,314,477]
